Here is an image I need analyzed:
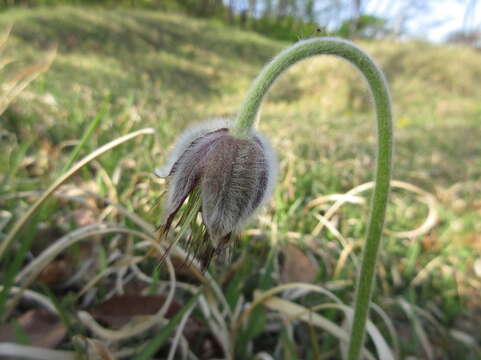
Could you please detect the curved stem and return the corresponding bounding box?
[233,37,393,360]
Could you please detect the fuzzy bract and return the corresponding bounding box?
[156,120,276,267]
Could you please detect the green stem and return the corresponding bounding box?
[234,37,393,360]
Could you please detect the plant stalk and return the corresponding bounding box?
[233,37,393,360]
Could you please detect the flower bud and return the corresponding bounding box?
[156,120,276,267]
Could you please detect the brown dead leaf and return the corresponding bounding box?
[422,234,440,251]
[0,309,66,348]
[37,257,71,286]
[34,208,96,286]
[121,278,149,295]
[281,242,318,283]
[88,295,199,329]
[36,241,93,286]
[89,295,223,359]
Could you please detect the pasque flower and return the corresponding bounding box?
[156,38,393,360]
[156,120,276,267]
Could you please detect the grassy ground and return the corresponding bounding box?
[1,5,480,359]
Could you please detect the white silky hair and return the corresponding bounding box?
[251,129,278,212]
[155,118,231,178]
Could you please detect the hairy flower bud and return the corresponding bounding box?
[156,120,276,267]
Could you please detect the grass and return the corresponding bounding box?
[0,5,480,359]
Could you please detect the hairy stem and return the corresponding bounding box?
[233,37,393,360]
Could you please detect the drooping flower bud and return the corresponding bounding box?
[155,120,276,268]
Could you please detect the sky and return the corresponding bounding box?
[228,0,481,43]
[366,0,481,42]
[424,1,480,42]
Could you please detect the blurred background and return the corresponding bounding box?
[0,1,480,359]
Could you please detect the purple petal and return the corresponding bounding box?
[200,135,268,243]
[162,129,227,230]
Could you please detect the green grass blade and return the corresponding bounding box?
[61,100,109,174]
[0,228,35,322]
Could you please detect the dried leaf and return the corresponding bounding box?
[88,295,201,333]
[422,234,439,251]
[37,258,70,286]
[0,309,66,348]
[281,243,318,283]
[36,241,93,286]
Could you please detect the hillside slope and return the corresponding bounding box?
[1,7,281,127]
